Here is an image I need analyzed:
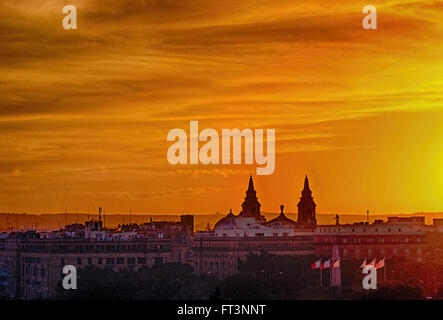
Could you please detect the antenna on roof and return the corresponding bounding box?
[129,209,132,225]
[367,210,369,224]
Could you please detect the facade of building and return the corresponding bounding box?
[314,218,427,262]
[192,234,314,279]
[0,216,194,299]
[191,176,317,279]
[0,175,441,298]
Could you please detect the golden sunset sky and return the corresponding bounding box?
[1,0,443,215]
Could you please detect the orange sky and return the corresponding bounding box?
[1,0,443,215]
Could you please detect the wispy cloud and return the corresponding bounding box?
[1,0,443,213]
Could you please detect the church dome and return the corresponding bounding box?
[214,209,237,230]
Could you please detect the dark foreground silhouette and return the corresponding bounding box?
[51,252,440,300]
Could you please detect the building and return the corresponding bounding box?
[238,176,266,222]
[431,219,443,232]
[297,175,317,228]
[191,176,315,279]
[0,174,441,298]
[314,217,427,262]
[0,216,194,299]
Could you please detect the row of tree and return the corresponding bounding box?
[52,252,440,300]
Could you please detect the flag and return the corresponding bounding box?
[320,259,331,269]
[364,258,376,272]
[311,259,321,270]
[360,259,367,269]
[332,259,340,268]
[376,258,385,270]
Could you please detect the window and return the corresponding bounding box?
[77,258,82,265]
[127,258,135,265]
[117,258,124,264]
[154,257,163,264]
[88,258,92,265]
[106,258,115,264]
[137,258,146,264]
[98,258,102,265]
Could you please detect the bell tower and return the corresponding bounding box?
[297,175,317,227]
[240,176,265,221]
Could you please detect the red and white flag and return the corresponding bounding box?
[360,259,367,269]
[376,258,385,270]
[332,259,340,268]
[320,259,331,269]
[311,259,321,270]
[364,258,376,271]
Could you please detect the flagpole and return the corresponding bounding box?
[320,268,322,287]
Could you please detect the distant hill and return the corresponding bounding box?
[1,211,442,232]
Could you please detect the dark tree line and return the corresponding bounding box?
[51,252,432,300]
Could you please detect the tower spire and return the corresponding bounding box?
[248,175,254,191]
[297,175,317,228]
[303,175,310,191]
[240,175,264,221]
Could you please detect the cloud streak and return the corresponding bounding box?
[1,0,443,213]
